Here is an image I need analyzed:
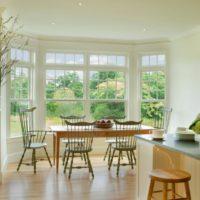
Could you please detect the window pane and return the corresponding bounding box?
[66,54,74,64]
[11,48,16,60]
[90,55,98,65]
[16,49,22,60]
[142,56,149,66]
[10,66,30,139]
[158,54,165,65]
[99,55,107,65]
[141,71,165,101]
[90,101,125,120]
[46,101,84,127]
[46,53,84,65]
[108,56,116,65]
[89,71,125,100]
[46,80,55,99]
[90,71,99,80]
[11,48,30,62]
[116,81,125,99]
[149,55,157,66]
[90,54,126,66]
[10,101,29,137]
[23,50,30,62]
[11,67,29,99]
[56,70,64,78]
[22,68,29,77]
[46,70,83,100]
[141,101,164,126]
[55,53,65,64]
[46,70,55,79]
[46,53,55,64]
[75,54,84,64]
[117,56,125,66]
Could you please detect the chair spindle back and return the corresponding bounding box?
[113,120,142,148]
[65,121,95,151]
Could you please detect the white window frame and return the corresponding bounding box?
[9,48,34,138]
[139,52,167,122]
[44,51,129,124]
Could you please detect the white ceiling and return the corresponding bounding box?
[1,0,200,42]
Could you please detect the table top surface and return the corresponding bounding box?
[135,134,200,161]
[50,124,153,132]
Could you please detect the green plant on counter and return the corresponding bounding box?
[189,114,200,134]
[190,121,200,134]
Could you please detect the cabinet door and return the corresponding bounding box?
[136,140,153,200]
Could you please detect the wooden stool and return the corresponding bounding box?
[147,169,191,200]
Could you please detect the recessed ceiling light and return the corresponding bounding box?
[142,28,147,32]
[51,22,56,25]
[78,2,83,6]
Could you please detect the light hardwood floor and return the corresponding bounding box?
[0,156,136,200]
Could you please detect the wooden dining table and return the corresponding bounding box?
[50,125,153,173]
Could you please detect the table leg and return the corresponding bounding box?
[56,135,60,173]
[53,133,55,165]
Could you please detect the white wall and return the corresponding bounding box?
[169,32,200,132]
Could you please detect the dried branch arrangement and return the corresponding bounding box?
[0,16,28,85]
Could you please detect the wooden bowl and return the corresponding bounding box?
[95,122,113,129]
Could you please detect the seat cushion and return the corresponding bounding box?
[112,143,136,150]
[66,146,92,153]
[26,142,47,149]
[105,138,116,143]
[62,139,84,143]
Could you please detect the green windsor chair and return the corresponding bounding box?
[60,115,86,165]
[108,119,142,176]
[154,107,172,132]
[102,115,126,165]
[63,120,96,179]
[17,107,52,173]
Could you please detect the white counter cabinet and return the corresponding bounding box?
[136,134,200,200]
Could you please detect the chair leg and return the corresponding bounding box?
[44,147,52,167]
[86,152,94,178]
[184,181,191,200]
[17,148,27,171]
[62,149,67,165]
[68,152,74,179]
[116,150,121,176]
[147,179,155,200]
[108,144,112,165]
[62,143,68,165]
[126,150,131,164]
[129,150,134,169]
[83,152,87,164]
[163,182,168,200]
[131,150,136,165]
[103,143,111,161]
[172,183,175,200]
[108,149,115,170]
[32,149,36,174]
[64,151,70,173]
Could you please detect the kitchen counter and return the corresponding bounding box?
[135,134,200,200]
[135,134,200,161]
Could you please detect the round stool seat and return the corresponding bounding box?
[149,169,191,183]
[148,169,191,200]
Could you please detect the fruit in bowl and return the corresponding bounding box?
[95,119,113,128]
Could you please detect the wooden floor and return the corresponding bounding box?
[0,156,136,200]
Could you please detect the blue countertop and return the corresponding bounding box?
[135,134,200,161]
